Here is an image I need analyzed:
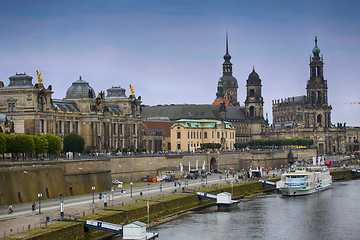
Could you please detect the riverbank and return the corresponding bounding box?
[6,168,360,240]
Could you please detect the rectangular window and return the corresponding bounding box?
[177,132,181,139]
[8,103,15,112]
[58,121,62,133]
[74,122,79,133]
[217,132,220,138]
[66,121,71,133]
[177,143,181,150]
[39,120,44,133]
[119,124,123,135]
[204,132,207,138]
[188,132,190,139]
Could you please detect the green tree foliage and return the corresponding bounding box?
[4,134,16,154]
[43,134,62,155]
[234,142,247,149]
[33,135,48,154]
[0,133,6,154]
[243,138,313,148]
[14,134,35,154]
[200,143,221,150]
[63,132,85,153]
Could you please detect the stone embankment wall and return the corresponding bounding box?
[0,160,112,205]
[0,148,316,205]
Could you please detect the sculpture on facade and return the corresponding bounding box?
[36,70,43,85]
[129,84,134,96]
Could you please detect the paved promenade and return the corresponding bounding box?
[0,174,236,238]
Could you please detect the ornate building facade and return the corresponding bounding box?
[170,119,235,151]
[143,32,268,148]
[0,73,142,152]
[271,36,348,154]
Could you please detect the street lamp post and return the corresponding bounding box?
[118,165,133,197]
[23,171,41,214]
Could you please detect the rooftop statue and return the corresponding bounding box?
[36,70,43,85]
[130,84,134,96]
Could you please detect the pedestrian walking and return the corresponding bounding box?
[8,204,13,214]
[140,192,143,197]
[32,202,36,211]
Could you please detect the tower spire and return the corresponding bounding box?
[226,28,229,55]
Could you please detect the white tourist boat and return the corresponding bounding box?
[276,166,332,196]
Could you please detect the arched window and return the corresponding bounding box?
[317,114,322,125]
[249,106,255,118]
[38,96,45,112]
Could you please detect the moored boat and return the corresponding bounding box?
[276,166,332,196]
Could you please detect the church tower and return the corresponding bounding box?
[219,30,239,106]
[305,36,332,128]
[245,67,264,118]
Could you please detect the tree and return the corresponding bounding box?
[63,132,85,154]
[0,133,6,155]
[200,143,221,150]
[14,134,35,159]
[33,135,48,156]
[43,134,62,156]
[4,134,16,159]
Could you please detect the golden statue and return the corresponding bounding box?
[129,84,134,96]
[36,70,43,84]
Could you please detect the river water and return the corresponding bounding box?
[152,179,360,240]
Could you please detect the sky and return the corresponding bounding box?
[0,0,359,126]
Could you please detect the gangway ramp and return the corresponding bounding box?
[259,180,276,186]
[84,219,123,235]
[197,192,217,201]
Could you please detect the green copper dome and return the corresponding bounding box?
[312,36,320,56]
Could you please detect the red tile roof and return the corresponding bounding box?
[142,120,175,136]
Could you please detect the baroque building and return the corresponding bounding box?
[170,119,236,151]
[142,32,268,150]
[271,36,347,154]
[0,73,142,152]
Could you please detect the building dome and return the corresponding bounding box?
[4,73,33,89]
[106,86,127,99]
[248,69,260,80]
[65,76,95,99]
[220,75,238,87]
[247,67,261,85]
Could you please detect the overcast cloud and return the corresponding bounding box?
[0,0,359,125]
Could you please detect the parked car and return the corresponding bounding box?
[112,180,123,185]
[164,174,175,182]
[187,170,199,179]
[213,169,223,174]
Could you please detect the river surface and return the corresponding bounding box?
[151,179,360,240]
